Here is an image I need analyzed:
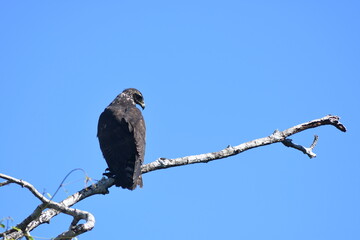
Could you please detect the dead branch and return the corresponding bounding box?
[0,173,96,240]
[282,135,319,158]
[142,115,346,172]
[0,114,346,240]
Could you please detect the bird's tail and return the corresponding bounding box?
[136,175,143,188]
[111,164,143,190]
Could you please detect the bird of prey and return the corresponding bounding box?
[97,88,146,190]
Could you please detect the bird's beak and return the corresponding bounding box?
[140,102,146,110]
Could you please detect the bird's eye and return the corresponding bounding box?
[134,93,143,102]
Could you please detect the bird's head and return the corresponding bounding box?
[123,88,146,110]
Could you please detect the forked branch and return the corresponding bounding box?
[142,115,346,172]
[0,174,96,240]
[0,114,346,240]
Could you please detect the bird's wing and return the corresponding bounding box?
[122,107,146,187]
[97,108,138,189]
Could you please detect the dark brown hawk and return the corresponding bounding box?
[97,88,146,190]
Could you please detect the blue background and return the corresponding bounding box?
[0,1,359,239]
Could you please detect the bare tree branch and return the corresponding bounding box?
[0,173,96,240]
[142,115,346,173]
[0,115,346,240]
[282,135,319,158]
[0,174,51,203]
[0,180,11,187]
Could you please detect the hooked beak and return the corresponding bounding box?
[139,102,145,110]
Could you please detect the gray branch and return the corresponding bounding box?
[0,114,346,240]
[0,173,97,240]
[282,135,319,158]
[0,180,11,187]
[142,115,345,173]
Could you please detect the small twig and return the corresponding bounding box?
[0,180,11,187]
[282,135,319,158]
[0,174,50,203]
[51,168,89,200]
[310,135,319,149]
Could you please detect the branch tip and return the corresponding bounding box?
[328,115,347,132]
[310,135,319,149]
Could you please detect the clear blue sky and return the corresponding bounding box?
[1,1,359,240]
